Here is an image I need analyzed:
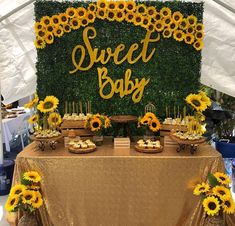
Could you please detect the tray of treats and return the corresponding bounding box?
[31,130,62,141]
[135,139,163,153]
[68,139,96,154]
[170,131,206,145]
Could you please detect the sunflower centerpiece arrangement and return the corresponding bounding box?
[84,113,111,145]
[193,172,235,225]
[5,171,43,226]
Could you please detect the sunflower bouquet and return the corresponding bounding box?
[193,172,235,217]
[138,112,161,133]
[84,113,111,135]
[5,171,43,213]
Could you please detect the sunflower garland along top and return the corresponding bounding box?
[34,0,204,51]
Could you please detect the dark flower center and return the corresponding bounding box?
[109,12,114,18]
[15,189,21,194]
[65,25,70,30]
[25,195,32,200]
[82,19,87,25]
[79,11,84,16]
[192,99,201,106]
[128,15,133,20]
[149,25,154,30]
[99,11,104,16]
[119,4,124,9]
[197,25,202,30]
[165,19,170,24]
[45,19,50,25]
[136,17,141,22]
[88,14,93,19]
[186,37,191,42]
[62,16,67,22]
[10,199,16,205]
[189,19,194,24]
[109,3,115,9]
[149,10,154,15]
[143,19,148,25]
[73,21,78,26]
[47,26,53,32]
[52,117,58,123]
[208,202,216,210]
[38,31,45,37]
[199,187,205,191]
[163,11,168,16]
[177,33,182,38]
[156,23,161,29]
[152,122,157,128]
[156,14,161,20]
[165,30,170,35]
[117,12,122,18]
[93,122,100,128]
[218,190,225,195]
[139,7,144,13]
[197,33,202,38]
[128,4,133,10]
[38,25,42,29]
[69,11,74,16]
[219,177,225,181]
[100,3,105,8]
[170,23,175,29]
[53,18,59,23]
[48,35,52,40]
[44,101,53,109]
[188,27,193,33]
[175,15,179,20]
[196,43,200,47]
[90,6,95,11]
[225,201,231,207]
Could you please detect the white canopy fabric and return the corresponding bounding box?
[0,0,235,105]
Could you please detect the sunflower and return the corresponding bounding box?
[107,1,117,11]
[133,14,143,26]
[155,21,164,32]
[125,12,135,23]
[45,33,54,44]
[66,7,78,18]
[88,3,97,12]
[10,184,27,196]
[162,16,171,27]
[160,7,172,18]
[41,16,51,27]
[168,21,178,31]
[178,19,187,30]
[5,195,19,212]
[212,186,231,201]
[117,1,126,11]
[186,26,195,34]
[51,15,60,26]
[22,190,36,205]
[34,22,44,32]
[149,118,161,132]
[187,15,197,27]
[193,182,210,196]
[173,30,185,42]
[146,6,156,18]
[222,198,235,214]
[36,29,46,39]
[28,114,39,124]
[53,25,64,37]
[162,28,172,38]
[70,18,80,30]
[172,11,183,24]
[195,31,204,40]
[198,91,211,107]
[37,96,59,113]
[115,10,125,22]
[140,116,150,125]
[153,12,161,21]
[96,8,106,20]
[136,4,147,15]
[195,23,204,32]
[90,118,102,132]
[147,23,155,33]
[141,16,151,28]
[77,7,87,19]
[87,12,96,23]
[23,171,42,183]
[97,0,107,10]
[48,112,62,127]
[184,33,195,44]
[63,24,72,33]
[126,1,136,12]
[107,11,115,21]
[193,40,203,51]
[24,100,34,109]
[45,24,54,33]
[93,113,101,119]
[145,112,157,120]
[31,191,43,209]
[186,94,207,112]
[28,184,41,191]
[34,39,46,49]
[59,13,69,24]
[195,111,206,122]
[81,18,89,27]
[104,118,111,128]
[203,196,221,216]
[213,172,231,185]
[187,120,204,135]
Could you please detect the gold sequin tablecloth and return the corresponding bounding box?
[12,140,235,226]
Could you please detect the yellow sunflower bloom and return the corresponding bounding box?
[48,112,62,127]
[187,119,205,135]
[77,7,87,19]
[51,15,60,26]
[34,39,46,49]
[81,18,89,27]
[222,198,235,214]
[186,26,195,34]
[23,171,42,183]
[160,7,172,18]
[193,182,210,196]
[186,94,207,112]
[22,190,36,205]
[5,195,19,212]
[63,24,72,33]
[115,10,125,22]
[214,172,231,185]
[45,33,54,44]
[195,111,206,122]
[168,21,178,31]
[45,24,54,33]
[53,25,64,37]
[88,3,97,12]
[203,196,221,216]
[59,13,69,24]
[37,96,59,113]
[162,16,171,27]
[31,191,43,209]
[28,114,39,124]
[93,113,101,119]
[36,29,46,39]
[140,116,150,125]
[126,1,136,12]
[184,33,195,44]
[125,12,135,23]
[153,12,161,21]
[87,12,96,23]
[179,18,188,30]
[70,18,81,30]
[173,30,185,42]
[28,184,41,191]
[149,118,161,132]
[41,16,51,27]
[34,22,44,32]
[195,23,204,32]
[162,28,172,38]
[147,23,155,33]
[96,8,107,20]
[136,4,147,15]
[133,14,143,26]
[198,91,211,107]
[212,186,231,201]
[187,15,197,27]
[90,118,102,132]
[107,11,115,21]
[104,118,111,128]
[117,1,126,11]
[66,7,78,18]
[141,16,151,28]
[10,184,27,196]
[195,31,204,40]
[24,101,34,109]
[107,1,117,11]
[97,0,107,10]
[155,21,164,32]
[32,93,39,104]
[193,40,203,51]
[145,112,157,120]
[146,6,156,18]
[172,11,183,24]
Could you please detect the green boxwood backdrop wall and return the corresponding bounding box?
[35,0,203,118]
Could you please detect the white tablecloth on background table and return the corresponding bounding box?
[2,112,30,152]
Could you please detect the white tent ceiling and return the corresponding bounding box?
[0,0,235,104]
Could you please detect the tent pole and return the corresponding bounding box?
[0,82,4,165]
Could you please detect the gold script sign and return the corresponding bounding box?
[70,26,160,103]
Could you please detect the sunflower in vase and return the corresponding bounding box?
[138,112,161,134]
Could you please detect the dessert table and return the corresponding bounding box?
[12,139,235,226]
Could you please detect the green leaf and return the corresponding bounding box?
[208,173,219,187]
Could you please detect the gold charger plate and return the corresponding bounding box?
[170,134,206,145]
[134,145,163,154]
[68,146,96,154]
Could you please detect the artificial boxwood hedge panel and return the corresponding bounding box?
[35,0,203,118]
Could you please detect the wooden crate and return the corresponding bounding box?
[164,135,178,148]
[114,138,130,148]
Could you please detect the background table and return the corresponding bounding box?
[12,139,235,226]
